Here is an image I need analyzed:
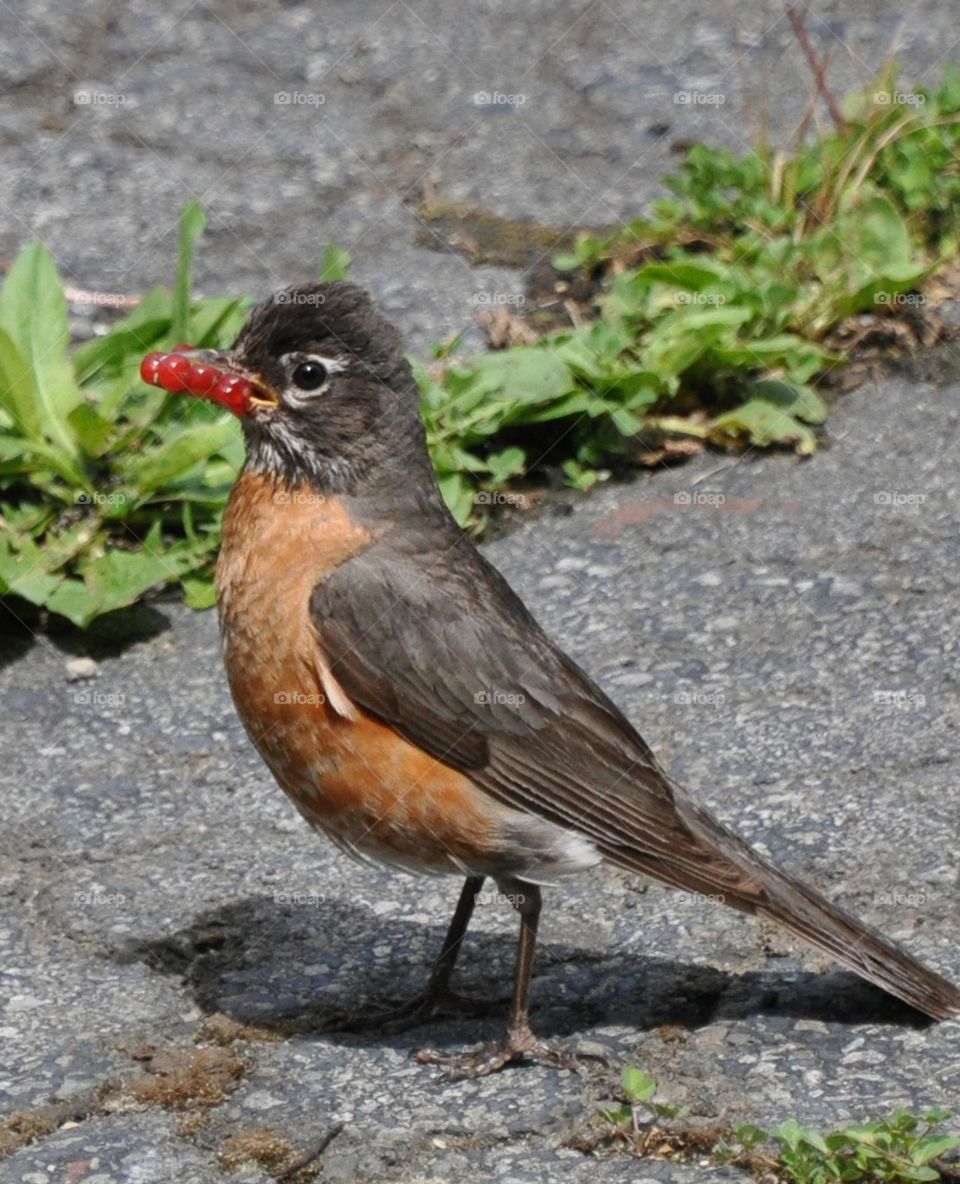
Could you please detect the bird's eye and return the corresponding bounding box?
[291,360,329,391]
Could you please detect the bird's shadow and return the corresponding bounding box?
[114,893,930,1053]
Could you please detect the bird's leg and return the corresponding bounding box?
[350,875,497,1032]
[425,873,485,998]
[417,883,577,1078]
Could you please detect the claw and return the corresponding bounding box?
[416,1024,580,1080]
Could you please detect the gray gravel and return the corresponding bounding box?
[2,0,960,1181]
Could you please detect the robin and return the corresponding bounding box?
[141,282,960,1077]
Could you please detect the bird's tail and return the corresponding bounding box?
[609,794,960,1021]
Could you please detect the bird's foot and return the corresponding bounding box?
[416,1024,578,1080]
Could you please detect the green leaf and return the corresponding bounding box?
[73,318,171,384]
[43,578,103,627]
[840,192,914,271]
[173,201,207,344]
[0,244,83,455]
[912,1133,960,1164]
[598,1105,632,1127]
[633,260,727,290]
[643,305,752,380]
[67,404,114,457]
[0,537,61,605]
[775,1119,809,1153]
[81,534,210,618]
[711,398,817,455]
[81,549,170,614]
[459,348,572,407]
[186,296,252,348]
[319,245,352,282]
[562,459,599,491]
[734,1124,769,1151]
[610,406,645,436]
[748,378,827,425]
[0,325,40,439]
[128,419,239,494]
[485,446,526,484]
[437,471,476,526]
[0,243,69,376]
[4,434,91,489]
[622,1066,657,1103]
[181,573,218,610]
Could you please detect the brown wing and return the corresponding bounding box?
[310,529,765,904]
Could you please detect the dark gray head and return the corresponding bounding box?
[230,282,431,492]
[144,282,433,495]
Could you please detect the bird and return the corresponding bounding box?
[140,282,960,1078]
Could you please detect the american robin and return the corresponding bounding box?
[141,283,960,1077]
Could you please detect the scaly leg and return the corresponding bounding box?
[417,883,577,1078]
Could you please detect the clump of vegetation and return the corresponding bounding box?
[595,1066,960,1183]
[2,66,960,625]
[718,1110,960,1184]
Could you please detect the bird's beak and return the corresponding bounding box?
[139,346,280,417]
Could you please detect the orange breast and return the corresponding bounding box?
[216,471,503,874]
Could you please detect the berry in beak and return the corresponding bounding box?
[139,346,276,416]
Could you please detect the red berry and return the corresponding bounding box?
[210,374,249,414]
[139,349,253,415]
[156,354,192,392]
[185,364,219,395]
[140,353,164,386]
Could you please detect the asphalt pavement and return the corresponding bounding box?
[1,1,959,1181]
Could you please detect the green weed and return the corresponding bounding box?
[2,68,960,625]
[598,1067,960,1182]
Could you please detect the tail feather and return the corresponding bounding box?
[607,796,960,1021]
[754,860,960,1020]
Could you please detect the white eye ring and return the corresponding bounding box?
[280,353,345,404]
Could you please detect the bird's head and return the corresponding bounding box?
[141,282,429,493]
